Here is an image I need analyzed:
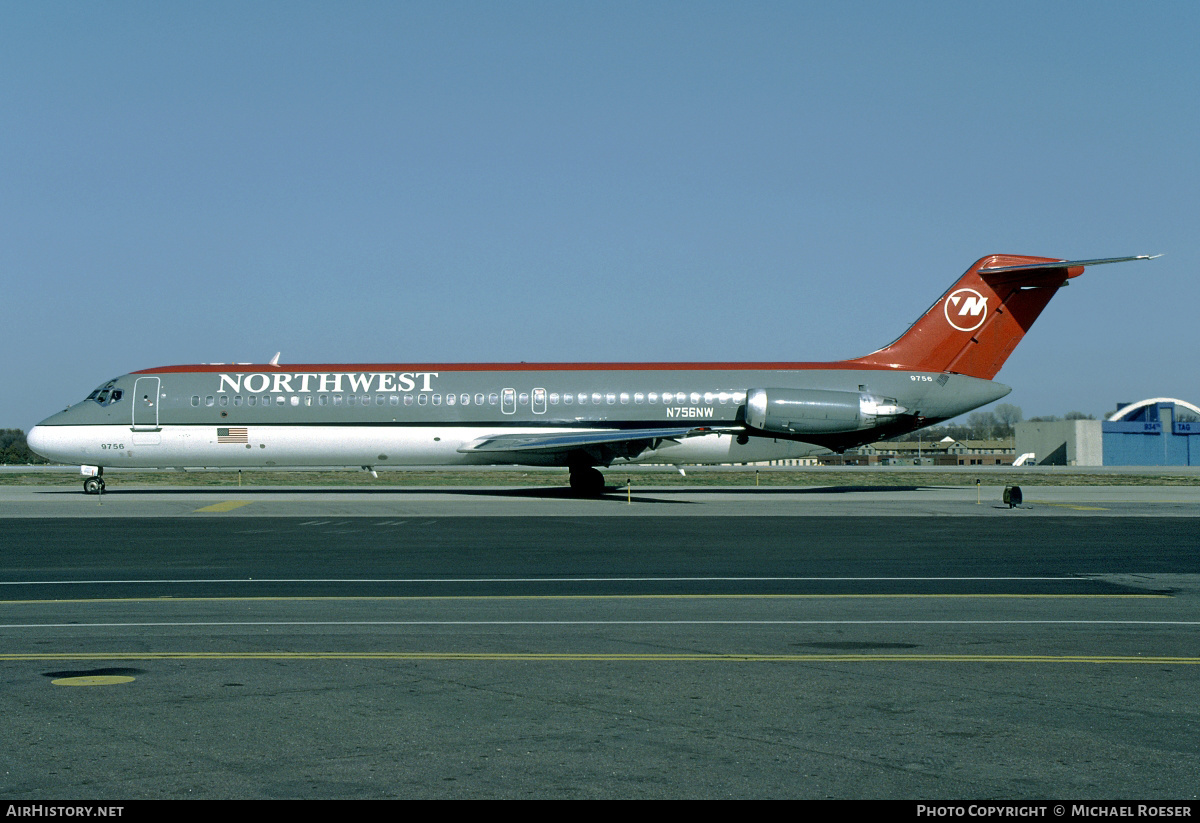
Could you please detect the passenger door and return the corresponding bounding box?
[132,377,161,430]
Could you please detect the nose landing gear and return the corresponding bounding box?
[83,469,105,495]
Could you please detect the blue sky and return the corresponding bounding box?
[4,1,1198,432]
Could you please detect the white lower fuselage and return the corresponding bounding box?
[29,423,822,469]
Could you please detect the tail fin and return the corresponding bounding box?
[849,254,1158,380]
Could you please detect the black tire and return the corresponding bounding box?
[569,466,605,496]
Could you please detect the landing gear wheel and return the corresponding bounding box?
[83,476,106,495]
[569,466,606,496]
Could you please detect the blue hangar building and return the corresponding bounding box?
[1103,398,1200,466]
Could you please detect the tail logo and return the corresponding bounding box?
[944,288,988,332]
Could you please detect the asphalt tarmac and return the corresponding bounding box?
[1,485,1198,799]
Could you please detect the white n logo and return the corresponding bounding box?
[957,295,987,316]
[944,288,988,332]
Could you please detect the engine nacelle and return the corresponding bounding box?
[744,388,907,435]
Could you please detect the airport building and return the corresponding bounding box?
[1014,419,1103,466]
[1014,398,1200,466]
[818,437,1015,467]
[1101,398,1200,466]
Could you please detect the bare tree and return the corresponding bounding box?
[966,411,998,439]
[993,403,1023,437]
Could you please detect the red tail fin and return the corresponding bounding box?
[850,254,1154,380]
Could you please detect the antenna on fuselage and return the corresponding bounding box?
[269,352,281,366]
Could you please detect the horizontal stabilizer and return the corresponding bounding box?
[979,254,1160,275]
[458,426,740,454]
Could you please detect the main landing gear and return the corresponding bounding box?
[568,465,606,497]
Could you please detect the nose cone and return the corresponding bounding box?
[27,419,81,464]
[26,425,53,461]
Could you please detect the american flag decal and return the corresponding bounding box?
[217,427,248,444]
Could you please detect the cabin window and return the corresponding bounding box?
[719,392,729,405]
[634,393,644,404]
[446,394,456,406]
[605,393,616,405]
[475,393,485,406]
[418,394,428,405]
[703,392,714,404]
[648,392,658,404]
[233,395,243,407]
[562,393,573,405]
[219,395,229,407]
[389,395,398,406]
[518,392,529,406]
[248,396,257,406]
[460,394,469,406]
[347,395,357,406]
[333,395,343,406]
[205,396,215,407]
[191,396,200,407]
[592,392,602,405]
[290,396,300,407]
[619,392,630,405]
[318,395,328,406]
[488,393,499,405]
[549,392,559,405]
[404,395,414,406]
[432,394,442,405]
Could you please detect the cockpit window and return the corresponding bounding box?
[88,380,124,407]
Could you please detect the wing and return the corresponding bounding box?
[457,425,741,457]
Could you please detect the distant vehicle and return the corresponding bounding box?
[29,254,1156,494]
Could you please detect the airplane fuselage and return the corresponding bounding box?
[27,362,1008,470]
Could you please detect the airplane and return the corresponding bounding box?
[28,253,1157,495]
